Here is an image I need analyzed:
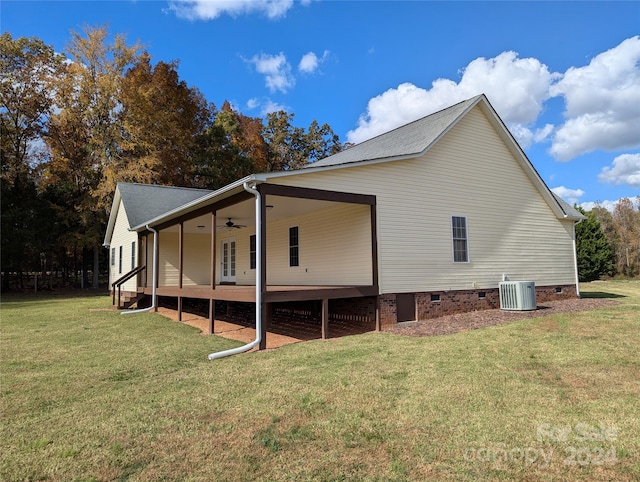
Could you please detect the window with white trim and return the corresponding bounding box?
[289,226,299,267]
[452,216,469,263]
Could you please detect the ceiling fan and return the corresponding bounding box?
[217,218,246,230]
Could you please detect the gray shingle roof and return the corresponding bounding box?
[118,183,212,228]
[306,95,482,169]
[105,94,584,244]
[551,192,587,220]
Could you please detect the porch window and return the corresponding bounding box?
[452,216,469,263]
[118,246,123,274]
[131,241,136,270]
[111,247,115,266]
[289,226,299,267]
[249,235,256,270]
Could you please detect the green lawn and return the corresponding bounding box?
[1,281,639,481]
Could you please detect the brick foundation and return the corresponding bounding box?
[155,284,578,330]
[379,284,578,326]
[379,294,399,328]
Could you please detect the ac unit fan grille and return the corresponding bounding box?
[499,281,536,311]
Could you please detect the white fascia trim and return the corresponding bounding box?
[103,188,122,247]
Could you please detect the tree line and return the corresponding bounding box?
[1,27,342,290]
[576,199,640,281]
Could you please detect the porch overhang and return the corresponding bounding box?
[134,182,380,349]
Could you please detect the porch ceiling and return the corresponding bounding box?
[166,196,343,234]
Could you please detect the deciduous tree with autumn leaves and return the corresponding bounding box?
[1,27,342,289]
[2,27,637,290]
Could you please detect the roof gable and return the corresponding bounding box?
[118,183,212,228]
[307,95,482,169]
[282,94,583,222]
[103,183,212,246]
[103,95,584,234]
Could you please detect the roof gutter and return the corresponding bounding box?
[208,181,263,360]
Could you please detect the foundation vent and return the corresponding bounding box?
[499,281,536,311]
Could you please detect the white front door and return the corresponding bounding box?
[220,239,236,283]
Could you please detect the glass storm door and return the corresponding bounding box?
[220,239,236,283]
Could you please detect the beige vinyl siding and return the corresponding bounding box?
[158,231,178,286]
[183,234,211,286]
[265,203,372,286]
[153,202,373,288]
[158,232,212,286]
[109,201,138,292]
[158,229,250,287]
[274,105,576,294]
[218,203,372,286]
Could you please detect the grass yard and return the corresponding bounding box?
[1,281,639,481]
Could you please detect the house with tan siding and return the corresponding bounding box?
[103,94,584,348]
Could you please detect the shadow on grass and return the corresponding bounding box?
[0,290,110,304]
[581,291,626,299]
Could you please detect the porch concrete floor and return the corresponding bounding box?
[155,307,375,350]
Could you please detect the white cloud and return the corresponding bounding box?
[261,98,287,115]
[346,36,640,161]
[508,123,534,149]
[347,51,555,144]
[551,186,585,205]
[549,36,640,160]
[298,50,329,74]
[534,124,554,143]
[299,52,318,73]
[245,97,287,116]
[247,52,294,93]
[580,198,639,212]
[598,153,640,187]
[168,0,295,20]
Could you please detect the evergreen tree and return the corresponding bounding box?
[263,111,342,171]
[575,206,615,281]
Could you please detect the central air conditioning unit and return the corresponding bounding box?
[499,281,536,311]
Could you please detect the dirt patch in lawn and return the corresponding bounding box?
[385,298,620,337]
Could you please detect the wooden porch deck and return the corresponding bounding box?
[143,284,379,302]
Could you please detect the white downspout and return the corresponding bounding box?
[208,182,262,360]
[122,224,158,315]
[572,219,583,298]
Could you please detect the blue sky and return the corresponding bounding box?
[3,0,639,210]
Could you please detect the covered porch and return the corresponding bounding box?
[128,182,380,349]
